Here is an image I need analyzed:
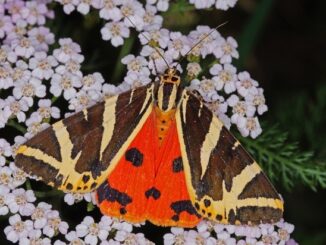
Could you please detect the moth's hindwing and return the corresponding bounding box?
[15,84,154,193]
[175,90,284,225]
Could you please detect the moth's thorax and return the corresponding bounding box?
[156,68,181,113]
[154,68,181,144]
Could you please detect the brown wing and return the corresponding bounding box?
[15,84,154,193]
[175,90,283,225]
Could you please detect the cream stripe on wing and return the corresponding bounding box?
[100,96,118,161]
[200,117,223,179]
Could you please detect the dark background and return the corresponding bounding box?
[1,0,326,244]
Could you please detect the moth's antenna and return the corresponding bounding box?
[151,57,159,76]
[125,16,170,70]
[175,21,228,69]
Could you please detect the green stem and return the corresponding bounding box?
[111,35,136,83]
[7,120,27,134]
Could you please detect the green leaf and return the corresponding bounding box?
[237,124,326,191]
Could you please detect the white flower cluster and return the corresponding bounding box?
[56,0,239,47]
[165,220,296,245]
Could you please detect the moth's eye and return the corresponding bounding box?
[171,76,178,82]
[163,75,169,80]
[175,70,181,76]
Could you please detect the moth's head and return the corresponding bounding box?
[160,67,181,86]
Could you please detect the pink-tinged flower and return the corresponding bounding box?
[0,45,17,63]
[11,60,31,84]
[3,96,29,122]
[276,219,295,243]
[189,0,215,9]
[184,229,211,244]
[189,26,221,57]
[31,202,52,229]
[210,64,237,93]
[286,239,299,245]
[64,192,93,205]
[24,113,49,139]
[81,72,104,91]
[0,138,12,166]
[153,0,170,11]
[0,166,13,187]
[50,72,82,100]
[228,94,255,128]
[238,117,262,138]
[9,162,26,188]
[76,0,92,14]
[142,4,163,31]
[0,185,10,215]
[122,54,150,75]
[4,214,34,243]
[123,72,151,89]
[11,37,35,58]
[236,71,258,97]
[56,0,79,14]
[28,27,55,52]
[164,227,186,245]
[68,90,97,111]
[189,78,219,101]
[29,52,58,80]
[65,231,86,244]
[101,21,130,47]
[20,236,52,245]
[214,36,239,64]
[55,59,83,78]
[139,29,170,49]
[167,32,190,59]
[5,0,25,23]
[0,15,14,39]
[43,210,69,237]
[76,216,113,245]
[246,88,268,115]
[36,99,61,119]
[102,83,120,98]
[53,38,83,63]
[11,135,27,158]
[216,0,238,10]
[3,19,28,44]
[140,45,172,74]
[120,0,145,28]
[6,188,36,216]
[0,63,14,89]
[115,232,148,244]
[13,78,46,106]
[96,0,122,22]
[186,62,201,79]
[20,1,48,25]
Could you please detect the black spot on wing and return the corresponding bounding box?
[170,200,200,218]
[172,157,183,172]
[125,148,143,167]
[97,181,132,206]
[82,175,90,184]
[204,199,211,207]
[145,187,161,200]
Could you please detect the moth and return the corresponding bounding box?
[15,16,284,226]
[15,66,283,227]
